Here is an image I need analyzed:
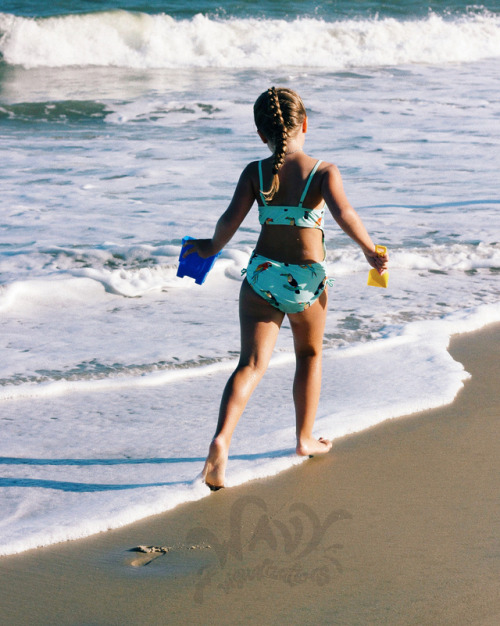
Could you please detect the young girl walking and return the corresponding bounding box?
[184,87,388,490]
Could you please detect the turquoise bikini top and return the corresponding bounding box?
[258,159,326,229]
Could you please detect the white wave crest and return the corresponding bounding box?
[1,10,499,69]
[329,242,500,275]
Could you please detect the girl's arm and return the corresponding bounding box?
[321,164,388,273]
[183,164,256,259]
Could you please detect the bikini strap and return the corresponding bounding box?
[258,160,267,206]
[298,160,323,208]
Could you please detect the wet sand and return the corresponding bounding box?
[1,324,499,625]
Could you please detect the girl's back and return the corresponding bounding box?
[253,153,327,265]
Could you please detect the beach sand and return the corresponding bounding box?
[1,324,499,625]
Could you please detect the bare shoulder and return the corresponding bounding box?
[226,160,261,210]
[316,161,351,213]
[239,159,264,182]
[239,160,261,195]
[318,160,341,178]
[318,161,344,191]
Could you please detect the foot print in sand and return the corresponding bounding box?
[128,544,211,567]
[128,545,172,567]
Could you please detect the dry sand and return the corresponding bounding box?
[1,324,499,625]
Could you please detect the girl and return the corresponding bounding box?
[184,87,388,490]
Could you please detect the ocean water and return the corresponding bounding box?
[1,0,499,556]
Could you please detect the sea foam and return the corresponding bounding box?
[1,302,499,556]
[1,10,499,556]
[1,10,500,69]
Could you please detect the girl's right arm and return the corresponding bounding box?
[321,164,388,273]
[183,164,256,259]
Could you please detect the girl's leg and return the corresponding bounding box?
[203,279,285,489]
[287,288,332,456]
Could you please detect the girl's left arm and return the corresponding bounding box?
[322,164,389,273]
[183,164,256,259]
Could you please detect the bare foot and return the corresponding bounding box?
[296,436,332,457]
[202,437,228,490]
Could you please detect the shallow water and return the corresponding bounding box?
[1,0,499,555]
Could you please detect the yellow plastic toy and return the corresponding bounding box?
[367,245,389,288]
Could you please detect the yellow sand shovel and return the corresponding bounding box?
[367,245,389,288]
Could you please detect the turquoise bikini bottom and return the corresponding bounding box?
[242,251,334,314]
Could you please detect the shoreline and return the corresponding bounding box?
[1,323,499,625]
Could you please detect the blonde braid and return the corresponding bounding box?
[262,87,288,202]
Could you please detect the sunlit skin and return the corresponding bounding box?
[184,94,388,490]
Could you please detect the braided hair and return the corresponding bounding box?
[253,87,307,202]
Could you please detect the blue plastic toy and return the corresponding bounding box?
[177,236,221,285]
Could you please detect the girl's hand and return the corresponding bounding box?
[182,239,216,259]
[364,248,389,274]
